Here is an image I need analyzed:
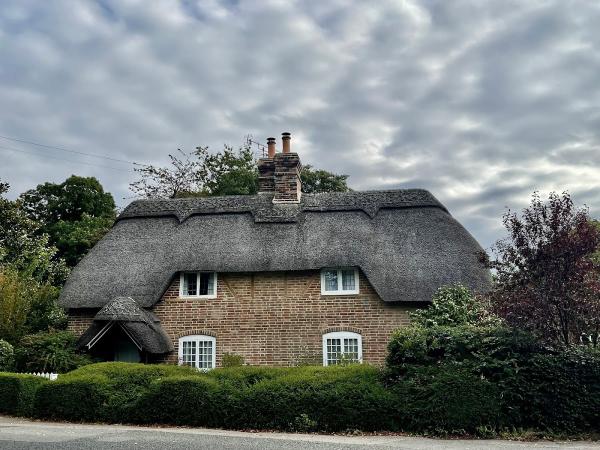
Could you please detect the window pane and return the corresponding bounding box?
[341,270,356,291]
[199,273,215,296]
[198,340,213,369]
[326,338,342,365]
[182,340,197,367]
[343,338,359,362]
[184,273,197,296]
[323,270,338,291]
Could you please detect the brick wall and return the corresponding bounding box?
[67,270,415,367]
[153,270,414,366]
[66,309,96,336]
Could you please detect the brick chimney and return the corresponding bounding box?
[257,138,276,193]
[273,132,302,203]
[257,133,302,203]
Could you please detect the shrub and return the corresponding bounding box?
[0,339,14,371]
[0,373,47,416]
[204,365,292,386]
[221,352,245,368]
[391,366,503,434]
[60,362,198,423]
[14,331,93,373]
[411,284,501,328]
[503,349,600,431]
[239,365,395,431]
[35,374,110,421]
[386,324,540,381]
[135,376,240,427]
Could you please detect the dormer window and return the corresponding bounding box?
[180,272,217,298]
[320,268,359,295]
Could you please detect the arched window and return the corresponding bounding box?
[178,335,216,369]
[322,331,362,366]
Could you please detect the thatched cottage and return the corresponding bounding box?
[59,133,490,368]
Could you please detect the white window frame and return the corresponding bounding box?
[320,268,359,295]
[322,331,363,366]
[178,335,216,370]
[179,272,217,298]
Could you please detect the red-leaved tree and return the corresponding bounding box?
[487,192,600,347]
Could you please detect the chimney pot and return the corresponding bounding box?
[282,132,291,153]
[267,137,276,158]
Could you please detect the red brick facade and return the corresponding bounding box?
[68,270,415,367]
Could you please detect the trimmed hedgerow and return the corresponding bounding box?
[503,350,600,431]
[390,366,503,434]
[135,376,241,427]
[386,324,540,380]
[386,325,600,433]
[0,373,47,416]
[240,366,396,431]
[35,362,199,423]
[34,374,111,421]
[136,364,394,432]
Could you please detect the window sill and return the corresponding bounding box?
[320,291,360,296]
[179,295,217,299]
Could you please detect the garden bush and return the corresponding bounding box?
[49,362,198,423]
[503,349,600,431]
[239,365,395,431]
[137,365,391,431]
[0,339,14,371]
[390,366,503,434]
[34,374,111,421]
[386,324,540,381]
[0,373,47,416]
[135,376,241,427]
[14,331,93,373]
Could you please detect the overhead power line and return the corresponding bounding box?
[0,134,145,166]
[0,145,132,172]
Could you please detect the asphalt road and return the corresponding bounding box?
[0,416,598,450]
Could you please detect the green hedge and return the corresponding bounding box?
[386,325,600,433]
[34,374,111,421]
[2,352,598,434]
[386,325,540,380]
[34,362,199,422]
[0,373,47,416]
[504,351,600,431]
[137,365,393,431]
[390,367,503,434]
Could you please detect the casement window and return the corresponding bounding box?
[322,331,362,366]
[178,335,216,370]
[320,268,359,295]
[179,272,217,298]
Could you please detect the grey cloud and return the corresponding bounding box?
[0,0,599,247]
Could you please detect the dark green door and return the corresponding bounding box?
[114,337,141,363]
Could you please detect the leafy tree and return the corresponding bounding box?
[130,149,208,199]
[486,192,600,347]
[0,267,65,344]
[19,176,116,266]
[203,145,258,196]
[130,144,350,199]
[300,165,350,194]
[410,284,501,328]
[0,180,68,344]
[0,182,67,283]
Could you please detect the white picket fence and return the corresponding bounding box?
[23,372,58,381]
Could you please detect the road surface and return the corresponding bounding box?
[0,416,598,449]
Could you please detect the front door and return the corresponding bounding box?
[114,336,141,362]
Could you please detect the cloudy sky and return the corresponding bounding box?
[1,0,599,249]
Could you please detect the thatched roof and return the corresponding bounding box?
[59,189,490,308]
[77,297,173,354]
